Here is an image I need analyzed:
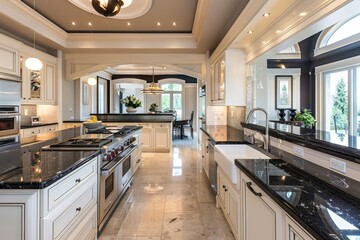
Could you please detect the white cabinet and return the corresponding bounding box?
[41,156,98,240]
[201,133,209,178]
[21,124,58,138]
[21,58,56,104]
[217,167,240,239]
[241,171,283,240]
[0,190,39,240]
[285,215,314,240]
[139,123,153,151]
[154,123,170,150]
[0,45,20,77]
[62,123,82,129]
[210,49,246,106]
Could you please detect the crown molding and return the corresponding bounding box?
[192,0,211,46]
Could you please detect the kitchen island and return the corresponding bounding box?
[64,113,175,152]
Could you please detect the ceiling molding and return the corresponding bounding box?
[0,0,68,47]
[192,0,211,46]
[244,0,354,62]
[209,0,267,63]
[66,33,197,49]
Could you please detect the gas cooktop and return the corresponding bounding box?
[87,126,139,137]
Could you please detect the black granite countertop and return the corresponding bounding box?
[235,157,360,240]
[64,113,176,123]
[21,122,58,129]
[200,125,246,143]
[242,122,360,164]
[0,150,100,189]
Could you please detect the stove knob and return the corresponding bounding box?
[114,148,119,155]
[103,154,111,162]
[110,151,116,158]
[120,146,125,151]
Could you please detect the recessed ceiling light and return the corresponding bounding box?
[88,22,92,26]
[157,22,161,26]
[247,30,254,34]
[276,30,282,34]
[127,22,131,26]
[172,22,176,26]
[263,13,270,17]
[71,21,76,26]
[299,12,307,17]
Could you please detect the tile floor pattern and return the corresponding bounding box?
[99,136,235,240]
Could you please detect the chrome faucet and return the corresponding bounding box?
[245,107,269,151]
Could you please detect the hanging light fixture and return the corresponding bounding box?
[25,0,43,71]
[141,66,164,94]
[87,15,97,86]
[91,0,132,17]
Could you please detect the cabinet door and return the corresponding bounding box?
[218,56,225,101]
[0,191,39,240]
[243,178,278,240]
[217,169,227,210]
[227,185,240,235]
[141,127,153,150]
[22,66,43,103]
[0,45,19,77]
[44,63,56,104]
[285,215,314,240]
[154,123,170,150]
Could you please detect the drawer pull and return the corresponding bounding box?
[224,188,228,192]
[136,159,141,163]
[76,207,81,212]
[246,182,262,197]
[222,185,226,189]
[75,178,81,183]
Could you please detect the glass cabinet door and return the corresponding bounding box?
[30,70,42,100]
[218,57,225,100]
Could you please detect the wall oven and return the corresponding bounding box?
[0,105,20,137]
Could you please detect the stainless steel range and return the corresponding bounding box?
[42,130,139,231]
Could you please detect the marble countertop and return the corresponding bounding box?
[0,150,100,189]
[242,122,360,164]
[235,158,360,240]
[64,113,176,123]
[200,125,246,143]
[21,122,58,129]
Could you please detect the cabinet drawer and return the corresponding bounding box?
[53,184,96,239]
[22,127,43,137]
[136,123,152,128]
[154,123,169,128]
[46,160,97,212]
[44,125,58,133]
[60,206,97,240]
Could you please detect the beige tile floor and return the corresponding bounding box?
[99,136,235,240]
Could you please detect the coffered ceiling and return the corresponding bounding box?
[0,0,249,55]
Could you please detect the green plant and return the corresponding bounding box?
[294,108,316,128]
[121,95,142,108]
[149,103,158,112]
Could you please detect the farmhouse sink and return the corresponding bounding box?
[214,144,270,185]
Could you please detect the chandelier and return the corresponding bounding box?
[91,0,133,17]
[141,67,164,94]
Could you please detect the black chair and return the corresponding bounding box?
[164,110,180,138]
[174,111,194,139]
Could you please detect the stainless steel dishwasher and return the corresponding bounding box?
[207,138,217,195]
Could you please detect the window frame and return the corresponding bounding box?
[158,79,185,118]
[316,55,360,135]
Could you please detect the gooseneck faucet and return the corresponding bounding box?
[245,107,269,151]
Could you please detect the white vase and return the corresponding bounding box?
[126,107,137,113]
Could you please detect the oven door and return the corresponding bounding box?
[99,161,120,225]
[0,106,20,137]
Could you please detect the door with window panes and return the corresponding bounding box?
[161,83,183,120]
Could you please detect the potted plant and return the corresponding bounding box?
[121,95,142,113]
[149,103,158,113]
[294,108,316,128]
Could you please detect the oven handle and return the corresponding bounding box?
[0,113,20,117]
[101,145,137,176]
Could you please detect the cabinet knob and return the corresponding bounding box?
[76,207,81,212]
[225,188,228,192]
[136,159,141,163]
[222,185,226,189]
[75,178,81,183]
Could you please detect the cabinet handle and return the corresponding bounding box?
[76,207,81,212]
[246,182,262,197]
[75,178,81,183]
[136,159,141,163]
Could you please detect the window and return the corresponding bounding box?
[327,14,360,45]
[160,82,184,119]
[320,64,360,136]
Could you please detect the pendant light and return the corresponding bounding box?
[87,16,97,86]
[25,0,43,71]
[91,0,133,17]
[141,66,164,94]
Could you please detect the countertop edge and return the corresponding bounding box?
[21,122,58,129]
[235,159,324,240]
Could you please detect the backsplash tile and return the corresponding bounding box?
[21,105,37,126]
[227,106,246,130]
[206,106,227,125]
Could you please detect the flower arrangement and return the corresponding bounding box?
[294,108,316,128]
[121,95,142,108]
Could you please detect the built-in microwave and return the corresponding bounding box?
[0,106,20,137]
